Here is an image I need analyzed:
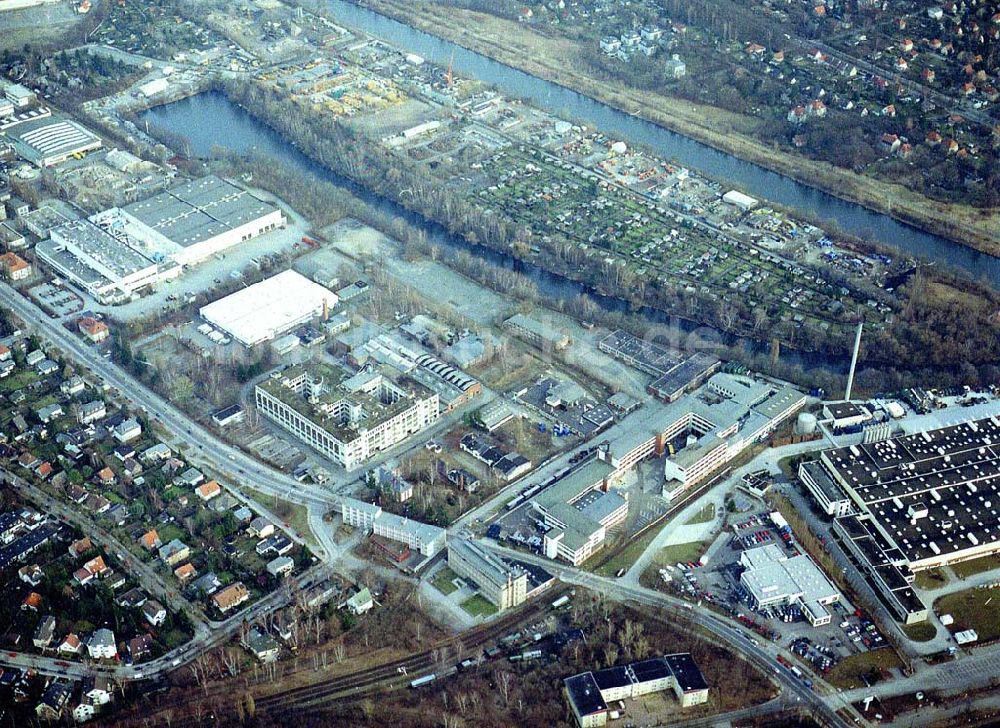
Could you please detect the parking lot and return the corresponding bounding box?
[28,282,83,318]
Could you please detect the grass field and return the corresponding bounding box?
[431,566,460,595]
[825,648,904,689]
[950,555,1000,580]
[589,518,671,577]
[461,593,498,617]
[685,503,716,526]
[243,486,317,551]
[935,589,1000,643]
[900,621,937,642]
[913,568,949,591]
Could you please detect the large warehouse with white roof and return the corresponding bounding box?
[200,270,338,346]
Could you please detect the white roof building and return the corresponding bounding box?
[739,544,840,625]
[200,270,338,346]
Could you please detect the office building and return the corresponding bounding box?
[448,538,527,611]
[341,497,446,557]
[256,363,438,470]
[564,653,708,727]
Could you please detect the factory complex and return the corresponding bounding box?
[99,175,285,267]
[34,175,284,304]
[800,416,1000,623]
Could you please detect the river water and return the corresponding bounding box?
[309,0,998,287]
[141,91,845,373]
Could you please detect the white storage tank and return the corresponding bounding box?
[796,412,818,434]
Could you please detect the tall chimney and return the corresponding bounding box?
[845,322,863,401]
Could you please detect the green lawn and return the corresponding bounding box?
[431,566,460,595]
[901,621,937,643]
[913,568,949,591]
[657,541,710,568]
[461,594,498,617]
[825,649,904,689]
[589,519,670,577]
[684,503,716,526]
[935,589,1000,643]
[950,555,1000,580]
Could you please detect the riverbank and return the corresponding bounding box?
[354,0,1000,259]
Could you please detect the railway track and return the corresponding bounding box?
[253,586,570,715]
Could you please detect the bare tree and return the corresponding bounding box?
[496,670,513,707]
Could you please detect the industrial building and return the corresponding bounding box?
[598,330,719,402]
[36,219,180,303]
[102,175,284,267]
[600,373,804,500]
[447,538,527,611]
[533,459,628,565]
[564,654,708,727]
[738,543,841,626]
[357,332,482,412]
[503,313,570,350]
[6,115,102,167]
[799,416,1000,623]
[200,270,338,347]
[256,363,439,471]
[341,497,446,557]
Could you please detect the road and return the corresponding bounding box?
[0,281,339,516]
[7,473,212,634]
[481,542,858,728]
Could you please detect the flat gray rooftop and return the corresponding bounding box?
[122,175,278,247]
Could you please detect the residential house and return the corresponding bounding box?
[139,529,161,551]
[112,418,141,443]
[128,634,153,662]
[174,562,197,584]
[33,614,56,648]
[18,564,43,586]
[35,680,72,720]
[195,480,221,502]
[36,403,63,423]
[158,539,190,566]
[241,627,280,663]
[345,587,374,615]
[141,443,172,463]
[78,317,109,343]
[87,628,117,659]
[21,591,42,611]
[266,555,294,578]
[60,375,86,396]
[141,600,166,627]
[248,517,274,539]
[57,633,81,655]
[68,536,93,557]
[82,675,112,706]
[211,582,250,613]
[0,251,30,280]
[77,400,107,425]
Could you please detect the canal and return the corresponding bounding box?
[141,91,846,373]
[312,0,998,287]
